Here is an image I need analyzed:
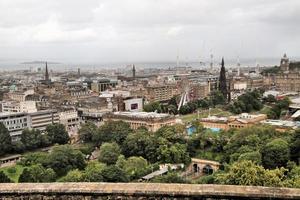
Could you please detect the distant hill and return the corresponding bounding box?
[20,61,61,64]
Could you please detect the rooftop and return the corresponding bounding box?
[111,111,171,119]
[262,120,300,128]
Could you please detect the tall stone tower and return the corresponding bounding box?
[78,68,81,78]
[280,53,289,71]
[45,62,49,82]
[210,53,214,71]
[132,64,136,79]
[219,58,227,100]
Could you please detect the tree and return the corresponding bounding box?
[98,142,121,165]
[59,169,85,182]
[286,164,300,188]
[219,58,228,101]
[19,152,48,167]
[143,102,160,112]
[21,129,44,150]
[84,161,105,182]
[45,145,86,176]
[117,156,149,180]
[155,125,186,144]
[19,164,56,183]
[263,94,277,103]
[151,172,186,183]
[156,139,190,164]
[290,129,300,164]
[179,104,192,115]
[18,168,32,183]
[92,121,132,146]
[0,171,12,183]
[12,141,25,153]
[216,160,266,186]
[101,165,129,182]
[262,138,290,169]
[210,91,226,106]
[46,123,69,145]
[122,128,159,163]
[0,123,11,156]
[224,126,280,163]
[78,121,97,143]
[238,151,262,165]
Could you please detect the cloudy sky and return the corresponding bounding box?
[0,0,299,64]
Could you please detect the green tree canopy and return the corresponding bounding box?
[19,152,48,167]
[151,172,186,183]
[18,164,56,183]
[216,160,286,187]
[83,161,105,182]
[78,121,97,143]
[238,151,262,165]
[100,165,129,182]
[224,126,280,163]
[261,138,290,169]
[290,129,300,164]
[121,127,159,163]
[0,123,11,156]
[21,129,43,150]
[98,142,121,165]
[46,123,69,144]
[0,171,12,183]
[116,155,149,180]
[59,169,85,182]
[92,121,132,146]
[45,145,86,177]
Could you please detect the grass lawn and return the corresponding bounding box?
[0,165,24,182]
[180,108,232,123]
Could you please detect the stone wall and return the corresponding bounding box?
[0,183,300,200]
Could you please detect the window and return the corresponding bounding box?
[131,103,138,110]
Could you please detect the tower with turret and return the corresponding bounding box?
[280,53,289,72]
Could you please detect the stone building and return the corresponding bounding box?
[145,84,179,102]
[200,113,267,130]
[267,54,300,92]
[189,82,210,101]
[91,79,118,93]
[103,111,176,132]
[28,110,59,131]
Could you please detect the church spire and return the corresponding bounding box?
[132,64,136,79]
[219,57,228,100]
[45,62,49,81]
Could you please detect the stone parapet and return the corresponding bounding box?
[0,183,299,199]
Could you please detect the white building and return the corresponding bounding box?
[7,89,34,102]
[233,82,247,90]
[0,112,30,140]
[124,98,143,112]
[59,110,80,131]
[28,110,59,131]
[0,101,37,113]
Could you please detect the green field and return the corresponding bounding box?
[180,108,232,123]
[0,165,24,182]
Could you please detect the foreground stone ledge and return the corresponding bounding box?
[0,183,299,199]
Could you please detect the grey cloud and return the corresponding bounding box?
[0,0,299,64]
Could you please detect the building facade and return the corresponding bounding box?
[145,84,179,102]
[104,112,176,132]
[0,112,30,140]
[28,110,59,131]
[200,113,267,130]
